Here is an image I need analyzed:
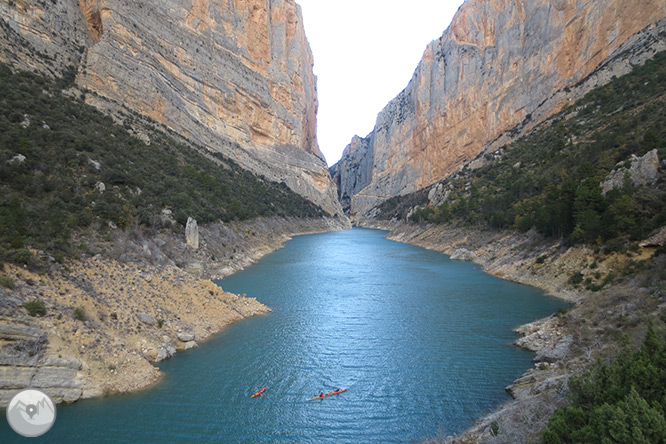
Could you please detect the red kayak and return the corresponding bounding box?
[251,387,266,398]
[307,388,347,400]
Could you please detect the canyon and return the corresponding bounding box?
[2,0,666,442]
[332,0,666,218]
[0,0,342,215]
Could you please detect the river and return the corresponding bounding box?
[2,228,567,443]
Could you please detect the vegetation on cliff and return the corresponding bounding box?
[541,323,666,444]
[378,51,666,251]
[0,63,324,267]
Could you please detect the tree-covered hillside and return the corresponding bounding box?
[541,323,666,444]
[0,64,324,266]
[378,51,666,250]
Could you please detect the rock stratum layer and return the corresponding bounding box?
[0,0,342,215]
[333,0,666,218]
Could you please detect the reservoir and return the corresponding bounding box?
[1,228,567,443]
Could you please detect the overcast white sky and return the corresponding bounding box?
[296,1,465,166]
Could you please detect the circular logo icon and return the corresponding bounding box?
[6,389,56,437]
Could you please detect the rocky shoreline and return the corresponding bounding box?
[0,216,350,407]
[360,220,664,443]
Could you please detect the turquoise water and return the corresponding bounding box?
[2,228,567,443]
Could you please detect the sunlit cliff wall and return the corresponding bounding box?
[333,0,666,217]
[0,0,342,215]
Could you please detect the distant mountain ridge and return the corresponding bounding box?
[332,0,666,218]
[0,0,343,216]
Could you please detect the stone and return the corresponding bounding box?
[0,366,36,389]
[47,387,83,404]
[184,341,198,350]
[39,358,83,370]
[450,248,477,262]
[185,217,199,250]
[161,209,175,225]
[176,332,195,342]
[138,312,157,326]
[95,181,106,192]
[155,344,176,362]
[640,226,666,247]
[601,149,660,194]
[533,335,574,363]
[0,324,43,341]
[31,366,80,388]
[332,0,666,217]
[8,154,26,164]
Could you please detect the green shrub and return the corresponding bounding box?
[569,273,584,287]
[24,299,46,317]
[0,275,15,289]
[73,306,86,321]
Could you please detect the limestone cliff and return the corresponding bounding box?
[333,0,666,218]
[0,0,342,215]
[329,135,373,213]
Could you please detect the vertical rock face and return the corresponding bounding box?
[329,135,373,213]
[333,0,666,218]
[0,0,343,216]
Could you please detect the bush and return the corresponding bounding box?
[23,299,46,317]
[0,275,15,289]
[569,272,584,287]
[73,306,86,321]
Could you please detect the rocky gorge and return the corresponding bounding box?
[2,0,666,441]
[332,0,666,218]
[0,0,342,215]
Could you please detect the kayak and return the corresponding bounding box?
[326,388,348,396]
[251,387,266,398]
[306,388,347,401]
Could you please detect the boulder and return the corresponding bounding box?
[185,217,199,249]
[450,248,477,262]
[601,149,660,194]
[640,226,666,247]
[156,344,176,362]
[138,312,157,326]
[176,332,195,342]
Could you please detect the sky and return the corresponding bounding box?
[296,1,466,166]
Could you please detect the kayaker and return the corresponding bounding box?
[319,393,324,398]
